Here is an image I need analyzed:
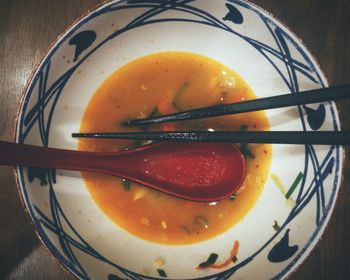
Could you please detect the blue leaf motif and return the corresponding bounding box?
[69,30,97,62]
[304,104,326,130]
[28,167,56,186]
[268,229,299,263]
[223,3,243,24]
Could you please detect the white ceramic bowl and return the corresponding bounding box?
[16,1,343,279]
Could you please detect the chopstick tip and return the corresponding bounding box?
[123,118,151,127]
[123,119,134,126]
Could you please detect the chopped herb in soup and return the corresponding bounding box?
[78,52,272,244]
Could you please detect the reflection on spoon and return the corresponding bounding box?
[0,141,245,202]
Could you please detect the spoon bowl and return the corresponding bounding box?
[0,141,245,201]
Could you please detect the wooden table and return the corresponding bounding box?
[0,0,349,279]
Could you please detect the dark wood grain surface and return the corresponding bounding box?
[0,0,349,279]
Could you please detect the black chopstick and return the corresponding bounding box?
[72,131,350,145]
[126,84,350,126]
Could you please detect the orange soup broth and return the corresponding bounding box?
[78,52,272,244]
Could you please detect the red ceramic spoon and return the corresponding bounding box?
[0,141,245,201]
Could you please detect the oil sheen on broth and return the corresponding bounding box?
[78,52,272,244]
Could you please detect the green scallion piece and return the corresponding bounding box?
[273,220,280,231]
[181,225,191,234]
[172,81,190,110]
[157,269,167,278]
[238,125,255,159]
[149,108,159,118]
[239,124,249,131]
[285,172,303,199]
[122,179,131,191]
[240,144,255,159]
[194,215,209,228]
[198,253,218,268]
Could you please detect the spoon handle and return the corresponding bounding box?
[0,140,110,173]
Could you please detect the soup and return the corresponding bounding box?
[78,52,272,244]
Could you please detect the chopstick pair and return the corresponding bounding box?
[72,84,350,145]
